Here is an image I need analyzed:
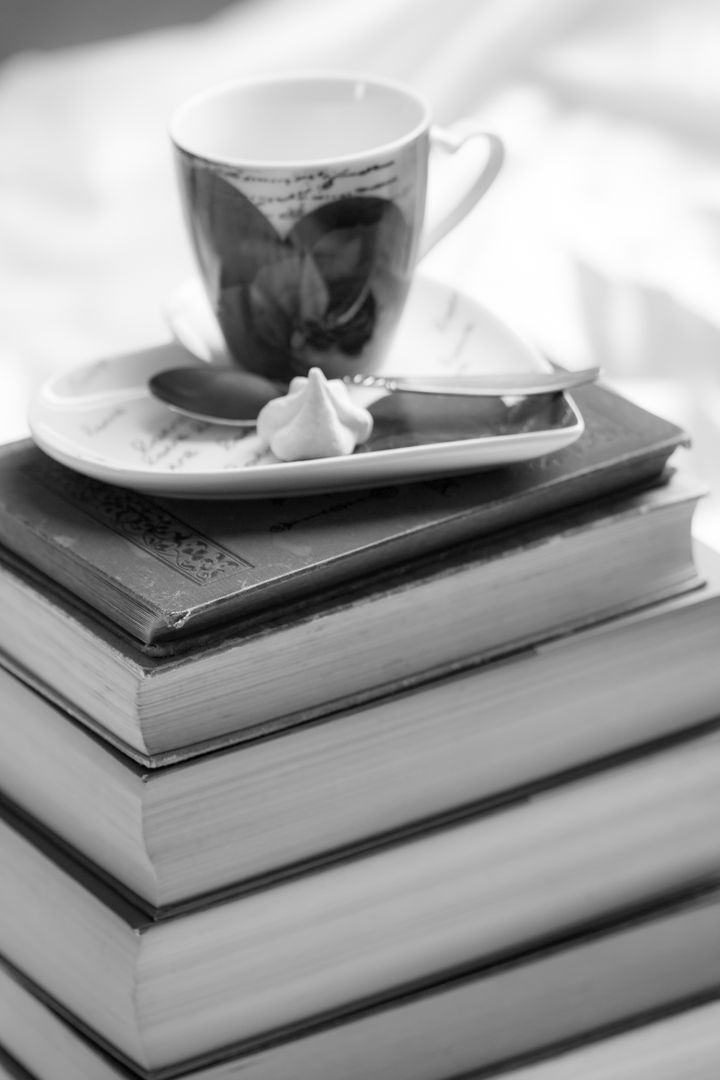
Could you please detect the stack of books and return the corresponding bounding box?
[0,380,719,1080]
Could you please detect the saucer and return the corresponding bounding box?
[28,274,584,498]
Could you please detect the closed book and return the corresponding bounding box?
[0,385,687,650]
[1,536,719,908]
[2,723,719,1073]
[1,884,719,1080]
[0,464,703,761]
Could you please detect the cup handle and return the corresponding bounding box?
[419,124,504,260]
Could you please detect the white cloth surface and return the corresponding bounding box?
[1,0,719,534]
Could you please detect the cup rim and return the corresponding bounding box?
[170,69,432,169]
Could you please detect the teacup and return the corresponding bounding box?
[170,71,503,383]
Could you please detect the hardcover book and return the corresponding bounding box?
[1,724,719,1072]
[0,469,703,760]
[1,539,719,907]
[0,383,688,650]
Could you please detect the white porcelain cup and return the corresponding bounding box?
[171,71,504,383]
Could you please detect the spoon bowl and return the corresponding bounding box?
[150,367,283,426]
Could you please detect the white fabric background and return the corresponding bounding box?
[1,0,719,533]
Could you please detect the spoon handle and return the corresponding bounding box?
[346,366,600,397]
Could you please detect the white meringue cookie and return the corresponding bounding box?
[256,367,374,461]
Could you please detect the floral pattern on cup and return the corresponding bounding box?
[180,162,412,384]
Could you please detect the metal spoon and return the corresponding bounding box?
[148,364,600,427]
